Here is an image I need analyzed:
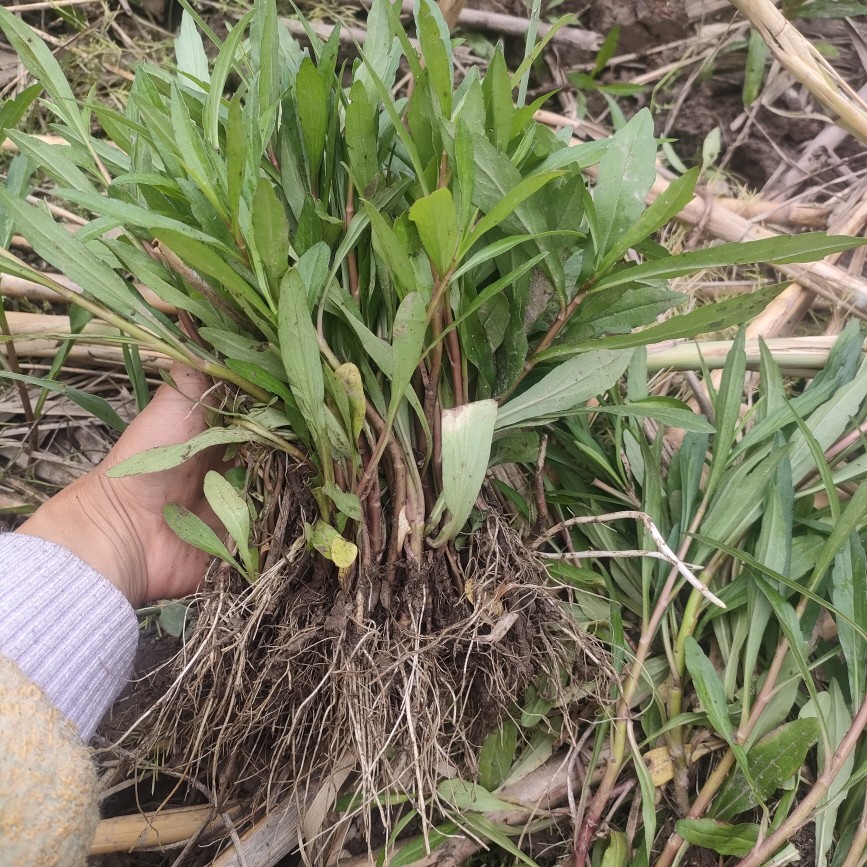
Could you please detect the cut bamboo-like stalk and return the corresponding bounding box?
[0,311,170,371]
[1,312,848,377]
[647,336,852,372]
[717,197,830,228]
[1,273,176,313]
[730,0,867,144]
[89,805,222,855]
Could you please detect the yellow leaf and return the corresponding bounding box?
[335,362,365,442]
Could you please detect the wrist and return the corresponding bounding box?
[17,475,148,607]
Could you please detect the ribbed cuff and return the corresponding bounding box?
[0,533,139,741]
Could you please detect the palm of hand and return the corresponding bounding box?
[96,366,223,604]
[19,365,224,607]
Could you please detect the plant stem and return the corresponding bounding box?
[572,506,707,867]
[653,546,824,867]
[345,183,360,301]
[840,790,867,867]
[0,302,36,427]
[735,690,867,867]
[509,290,587,398]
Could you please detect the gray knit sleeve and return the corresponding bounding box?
[0,533,139,741]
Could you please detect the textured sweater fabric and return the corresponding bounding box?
[0,654,99,867]
[0,532,139,740]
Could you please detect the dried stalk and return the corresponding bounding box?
[1,272,175,313]
[89,805,226,855]
[730,0,867,144]
[356,0,601,50]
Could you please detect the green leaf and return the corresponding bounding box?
[252,177,290,292]
[362,201,416,297]
[479,719,518,791]
[833,534,867,709]
[415,0,453,118]
[706,328,747,498]
[436,779,514,813]
[810,479,867,591]
[334,362,366,442]
[345,81,379,194]
[470,133,564,298]
[714,718,820,820]
[459,813,540,867]
[600,832,628,867]
[321,482,363,521]
[409,188,459,275]
[685,637,752,785]
[175,11,210,93]
[108,427,257,477]
[577,397,714,432]
[203,470,257,578]
[0,8,91,147]
[497,349,633,429]
[801,683,854,867]
[595,168,699,274]
[0,193,164,330]
[388,292,428,421]
[5,131,98,195]
[454,119,475,229]
[539,283,786,361]
[675,820,760,856]
[743,28,768,106]
[0,370,127,432]
[593,234,867,293]
[592,108,657,260]
[432,399,498,545]
[464,172,563,254]
[205,11,253,147]
[152,229,273,326]
[296,57,328,184]
[156,601,192,637]
[0,84,41,136]
[481,48,513,151]
[278,268,327,445]
[163,503,243,572]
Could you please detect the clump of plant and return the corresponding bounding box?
[0,0,861,858]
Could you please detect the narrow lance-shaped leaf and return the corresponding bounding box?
[537,282,786,361]
[0,370,127,432]
[163,503,244,573]
[388,292,428,422]
[713,718,820,820]
[415,0,453,118]
[278,268,326,446]
[432,399,498,546]
[592,108,657,262]
[108,428,258,477]
[685,637,754,790]
[593,233,867,293]
[295,57,328,186]
[345,81,379,194]
[497,349,633,429]
[175,11,210,93]
[203,470,258,579]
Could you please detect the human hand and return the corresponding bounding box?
[17,364,225,607]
